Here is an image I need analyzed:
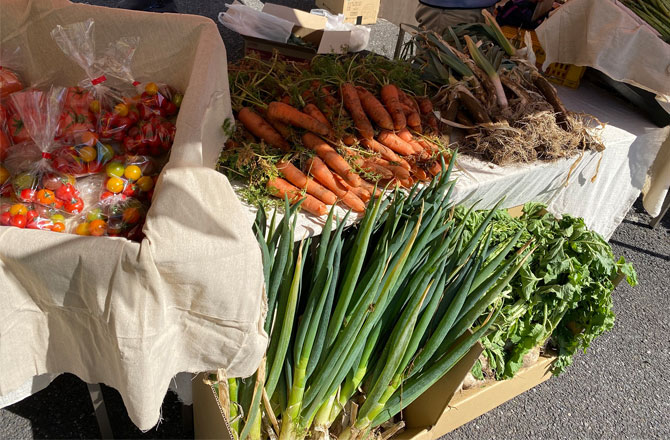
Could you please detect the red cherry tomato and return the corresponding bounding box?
[8,113,30,144]
[0,68,23,99]
[10,214,27,228]
[20,188,36,202]
[0,212,11,226]
[26,210,38,223]
[55,183,76,202]
[64,198,84,214]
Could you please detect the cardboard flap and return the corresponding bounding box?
[317,29,351,54]
[262,3,327,31]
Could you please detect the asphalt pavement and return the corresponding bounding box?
[1,1,669,439]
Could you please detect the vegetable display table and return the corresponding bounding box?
[0,0,266,431]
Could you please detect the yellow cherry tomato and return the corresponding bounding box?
[106,162,125,178]
[136,175,154,192]
[89,100,101,114]
[79,146,97,163]
[106,177,125,194]
[145,82,159,96]
[51,214,66,223]
[114,102,129,117]
[75,222,90,236]
[0,165,9,185]
[124,165,142,181]
[9,203,28,216]
[89,219,107,236]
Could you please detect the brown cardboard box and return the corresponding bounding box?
[395,355,556,439]
[193,373,233,440]
[315,0,381,25]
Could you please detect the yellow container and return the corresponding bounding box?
[501,25,586,89]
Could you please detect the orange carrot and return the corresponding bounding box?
[428,160,442,176]
[396,128,430,159]
[418,97,433,115]
[238,107,291,152]
[267,116,292,140]
[398,90,422,131]
[356,86,394,131]
[306,157,366,213]
[304,104,332,129]
[224,139,239,150]
[276,160,337,205]
[377,131,416,156]
[360,159,394,180]
[318,82,340,109]
[303,103,336,139]
[367,157,411,180]
[341,83,374,140]
[280,95,292,105]
[302,132,362,188]
[419,97,439,133]
[267,101,330,136]
[381,84,406,130]
[342,134,357,146]
[333,174,371,202]
[360,138,404,165]
[358,179,383,198]
[396,128,413,142]
[266,177,328,216]
[411,165,430,181]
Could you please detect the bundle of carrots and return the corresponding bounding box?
[222,55,449,217]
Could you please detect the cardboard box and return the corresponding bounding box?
[248,3,350,59]
[316,0,380,25]
[193,373,233,440]
[395,354,556,439]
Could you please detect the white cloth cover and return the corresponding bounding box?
[536,0,670,97]
[0,0,267,431]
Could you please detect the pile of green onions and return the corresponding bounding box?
[624,0,670,42]
[216,156,534,439]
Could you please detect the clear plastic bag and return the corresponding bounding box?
[0,199,66,232]
[101,39,181,156]
[4,86,87,215]
[51,19,126,112]
[72,194,146,239]
[100,155,158,201]
[218,2,294,43]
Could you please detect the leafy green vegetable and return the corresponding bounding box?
[456,203,636,379]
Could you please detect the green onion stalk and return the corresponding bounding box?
[227,153,534,439]
[464,35,508,109]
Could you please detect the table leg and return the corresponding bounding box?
[650,190,670,229]
[182,403,194,433]
[393,26,406,59]
[86,382,114,439]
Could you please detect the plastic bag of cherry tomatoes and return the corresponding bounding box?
[0,199,67,232]
[102,41,181,156]
[72,194,146,240]
[100,155,158,202]
[3,86,88,216]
